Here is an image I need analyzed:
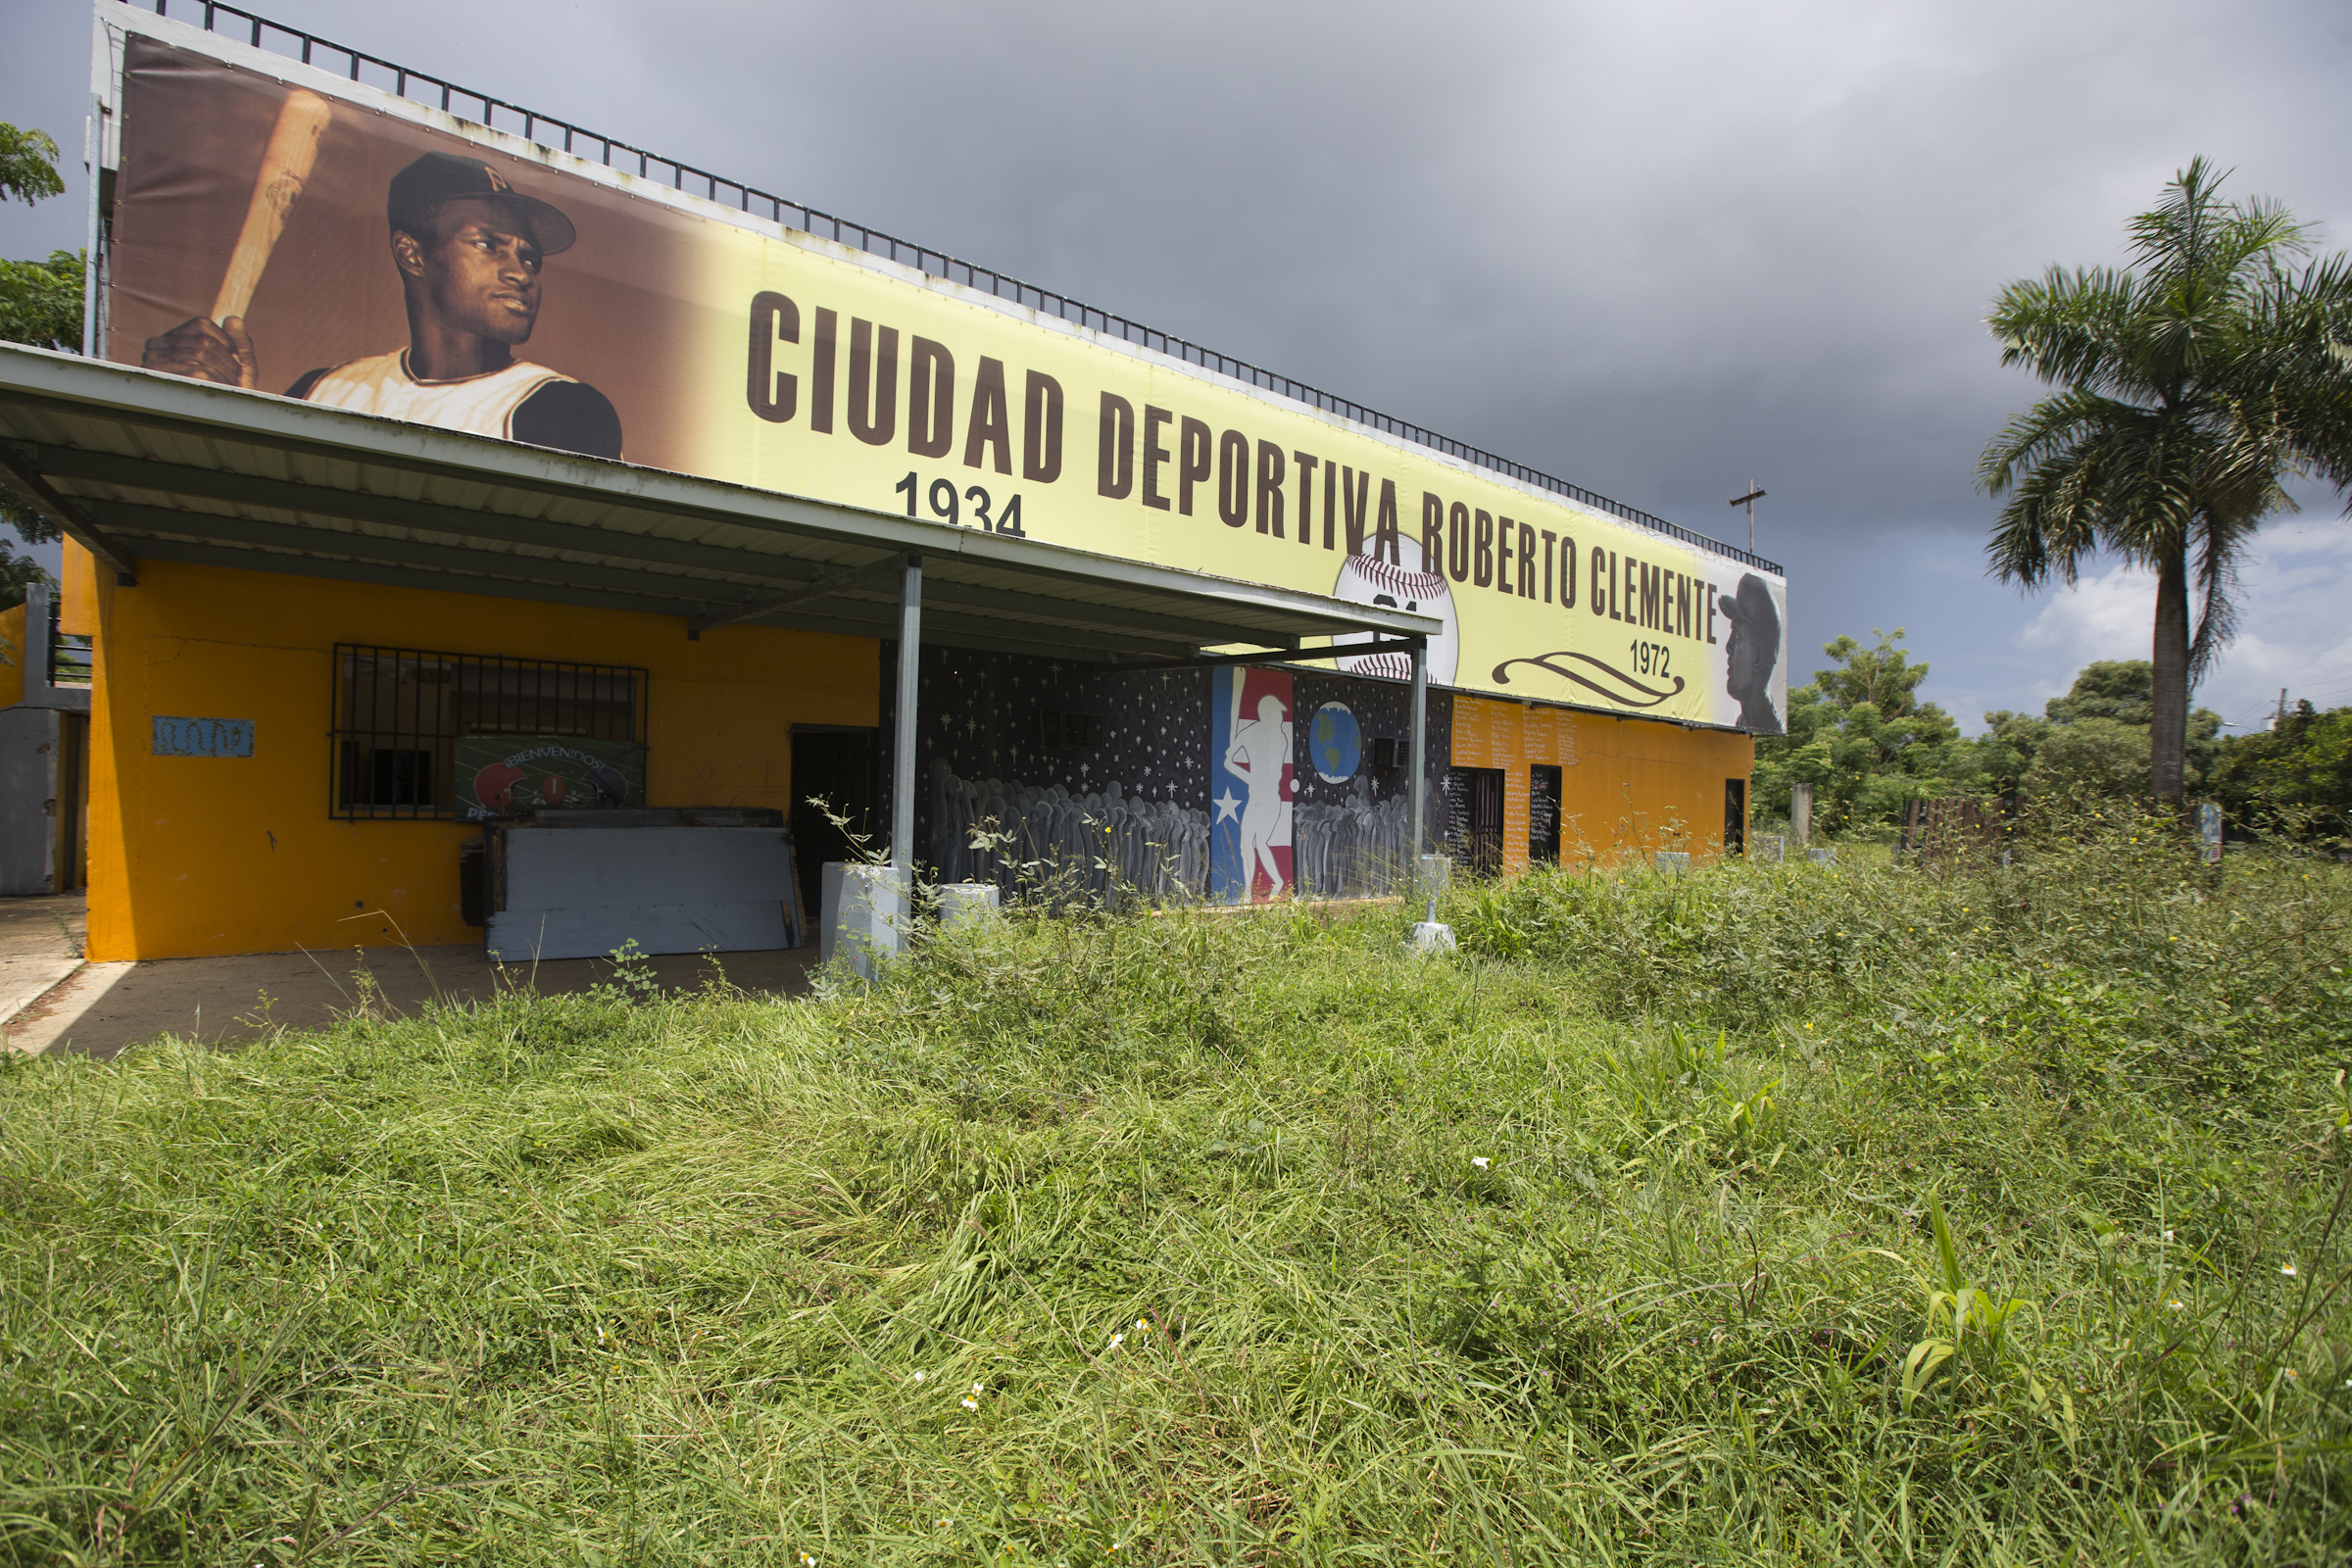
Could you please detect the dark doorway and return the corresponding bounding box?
[791,726,878,936]
[56,711,87,892]
[1724,777,1747,857]
[1446,765,1506,877]
[1529,764,1561,866]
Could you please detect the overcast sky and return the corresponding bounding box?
[7,0,2351,729]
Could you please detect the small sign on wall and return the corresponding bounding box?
[152,717,254,757]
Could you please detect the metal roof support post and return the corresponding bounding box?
[891,553,923,910]
[1407,634,1429,877]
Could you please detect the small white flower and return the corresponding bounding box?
[971,1381,985,1396]
[1137,1319,1148,1332]
[960,1396,977,1411]
[1471,1156,1491,1170]
[911,1370,925,1382]
[1108,1333,1125,1350]
[2168,1299,2185,1311]
[2283,1263,2300,1278]
[2284,1368,2299,1380]
[2162,1230,2175,1242]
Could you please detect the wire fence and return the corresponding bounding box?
[125,0,1782,574]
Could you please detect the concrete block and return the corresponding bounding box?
[1809,847,1838,866]
[832,863,907,981]
[1653,851,1691,874]
[1754,833,1785,863]
[938,883,1000,928]
[1409,920,1457,955]
[819,861,846,965]
[1416,853,1452,894]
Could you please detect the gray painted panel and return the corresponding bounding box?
[0,707,61,896]
[502,827,793,910]
[485,901,787,961]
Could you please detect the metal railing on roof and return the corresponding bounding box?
[124,0,1783,575]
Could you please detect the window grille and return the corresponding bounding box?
[329,645,646,819]
[46,597,92,687]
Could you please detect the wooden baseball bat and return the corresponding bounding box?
[210,89,331,324]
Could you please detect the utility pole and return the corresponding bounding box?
[1728,482,1765,557]
[2277,687,2289,729]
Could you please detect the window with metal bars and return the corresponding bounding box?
[329,645,646,819]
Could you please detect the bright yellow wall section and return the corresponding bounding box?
[0,603,22,708]
[1449,694,1751,872]
[59,542,97,636]
[78,550,877,960]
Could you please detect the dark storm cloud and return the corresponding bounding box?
[7,0,2351,720]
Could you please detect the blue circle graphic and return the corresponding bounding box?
[1310,703,1361,783]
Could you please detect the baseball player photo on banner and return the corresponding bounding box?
[96,5,1786,732]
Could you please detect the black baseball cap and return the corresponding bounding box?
[387,152,576,256]
[1719,574,1780,635]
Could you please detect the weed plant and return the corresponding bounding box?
[0,805,2347,1564]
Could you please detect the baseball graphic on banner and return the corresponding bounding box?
[1329,555,1458,684]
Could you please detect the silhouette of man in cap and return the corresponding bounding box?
[141,151,621,459]
[1719,573,1784,734]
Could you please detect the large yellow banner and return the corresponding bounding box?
[100,9,1788,732]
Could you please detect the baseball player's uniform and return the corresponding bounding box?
[287,351,622,460]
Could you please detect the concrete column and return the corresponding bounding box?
[891,554,922,893]
[1790,780,1813,848]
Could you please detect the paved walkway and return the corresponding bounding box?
[0,895,819,1058]
[0,895,86,1044]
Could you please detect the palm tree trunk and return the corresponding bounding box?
[2149,545,2189,805]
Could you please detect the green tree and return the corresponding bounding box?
[1754,629,1965,828]
[0,123,66,206]
[2211,700,2352,844]
[2026,716,2154,799]
[2044,659,2156,724]
[1971,710,2050,793]
[0,551,49,612]
[1978,158,2352,805]
[0,249,82,351]
[1974,662,2221,800]
[0,122,74,561]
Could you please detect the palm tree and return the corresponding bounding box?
[1979,159,2352,804]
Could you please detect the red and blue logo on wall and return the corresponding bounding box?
[1210,666,1294,903]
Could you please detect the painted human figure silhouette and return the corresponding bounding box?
[1224,692,1293,898]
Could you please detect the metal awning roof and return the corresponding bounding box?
[0,344,1439,662]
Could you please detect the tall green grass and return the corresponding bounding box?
[1,808,2347,1564]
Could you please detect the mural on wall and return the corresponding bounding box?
[910,651,1211,904]
[1211,667,1296,903]
[929,762,1206,902]
[905,648,1448,906]
[456,733,641,817]
[1295,673,1449,900]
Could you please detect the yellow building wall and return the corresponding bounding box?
[73,546,878,960]
[1449,694,1752,872]
[0,603,22,708]
[60,543,96,636]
